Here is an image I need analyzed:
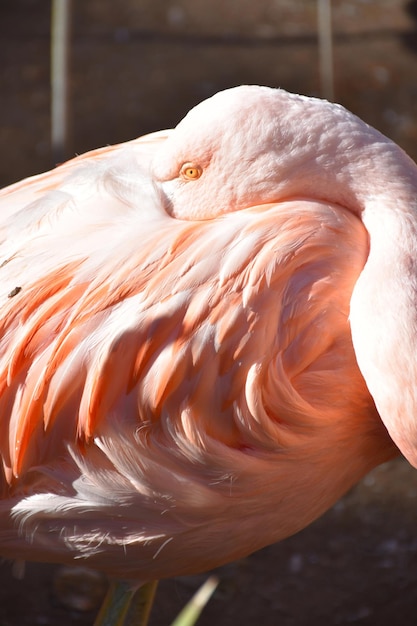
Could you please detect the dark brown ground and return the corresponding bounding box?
[1,1,417,624]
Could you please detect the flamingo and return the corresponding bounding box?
[0,85,416,624]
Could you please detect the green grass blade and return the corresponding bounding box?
[170,576,219,626]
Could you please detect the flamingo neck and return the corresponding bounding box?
[349,189,417,468]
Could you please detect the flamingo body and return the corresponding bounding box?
[0,86,416,581]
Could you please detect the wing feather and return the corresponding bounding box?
[0,134,374,494]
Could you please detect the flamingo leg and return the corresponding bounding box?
[93,580,158,626]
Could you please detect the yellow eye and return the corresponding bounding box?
[180,163,202,180]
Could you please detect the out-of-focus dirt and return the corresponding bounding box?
[0,1,417,624]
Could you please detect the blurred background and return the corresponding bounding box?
[0,0,417,624]
[1,0,417,185]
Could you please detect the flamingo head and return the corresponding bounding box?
[151,85,383,220]
[151,85,322,220]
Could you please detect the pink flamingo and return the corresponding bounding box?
[0,85,416,624]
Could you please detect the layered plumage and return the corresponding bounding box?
[0,85,416,581]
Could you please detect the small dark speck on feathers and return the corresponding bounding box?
[8,286,22,298]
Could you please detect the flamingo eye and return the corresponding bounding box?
[180,163,202,181]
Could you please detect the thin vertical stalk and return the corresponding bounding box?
[317,0,334,101]
[51,0,72,165]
